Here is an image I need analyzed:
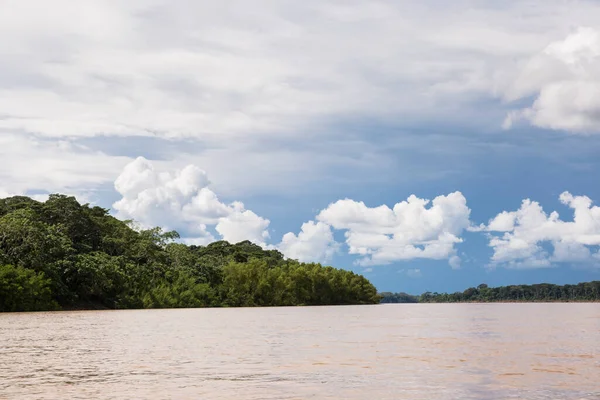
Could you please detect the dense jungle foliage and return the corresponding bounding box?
[0,195,379,312]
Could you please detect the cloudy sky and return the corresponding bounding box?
[3,0,600,293]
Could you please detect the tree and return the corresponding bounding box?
[420,281,600,303]
[0,209,73,271]
[0,194,381,311]
[0,265,58,312]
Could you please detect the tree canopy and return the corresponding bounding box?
[418,281,600,303]
[379,292,419,303]
[0,194,379,312]
[380,281,600,303]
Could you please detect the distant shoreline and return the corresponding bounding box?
[379,281,600,304]
[381,300,600,304]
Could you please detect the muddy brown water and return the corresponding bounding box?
[1,304,599,399]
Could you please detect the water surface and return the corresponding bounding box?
[1,304,599,399]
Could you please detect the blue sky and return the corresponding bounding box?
[2,0,600,293]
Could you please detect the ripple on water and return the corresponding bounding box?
[0,304,599,399]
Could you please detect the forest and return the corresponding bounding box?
[378,292,419,303]
[380,281,600,303]
[0,194,380,312]
[419,282,600,302]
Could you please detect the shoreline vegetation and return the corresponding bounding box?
[2,195,599,312]
[380,281,600,303]
[0,194,379,312]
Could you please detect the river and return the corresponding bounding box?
[0,304,598,399]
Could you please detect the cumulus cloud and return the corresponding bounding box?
[112,158,343,261]
[111,159,472,268]
[113,157,270,245]
[485,192,600,268]
[487,211,517,232]
[214,204,270,245]
[503,27,600,134]
[316,192,471,266]
[277,221,339,263]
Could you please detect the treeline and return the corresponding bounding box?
[379,292,418,303]
[379,281,600,303]
[419,282,600,302]
[0,195,379,312]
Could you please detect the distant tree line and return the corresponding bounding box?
[378,292,419,303]
[419,282,600,302]
[0,194,379,312]
[379,281,600,303]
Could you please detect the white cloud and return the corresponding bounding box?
[406,268,422,278]
[5,0,554,200]
[486,211,517,232]
[485,191,600,268]
[316,192,471,266]
[113,158,343,263]
[503,27,600,134]
[0,189,17,199]
[2,1,600,206]
[0,133,131,197]
[167,142,391,198]
[3,0,600,142]
[215,204,270,246]
[111,160,473,267]
[5,1,600,272]
[277,221,339,263]
[448,255,462,269]
[113,157,269,245]
[397,268,422,278]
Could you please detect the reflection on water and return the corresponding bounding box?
[0,304,599,399]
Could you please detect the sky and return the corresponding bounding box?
[2,0,600,294]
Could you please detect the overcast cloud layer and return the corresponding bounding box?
[3,1,600,196]
[2,0,600,144]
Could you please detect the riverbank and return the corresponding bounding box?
[380,281,600,304]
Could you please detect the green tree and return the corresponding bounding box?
[0,193,381,311]
[0,265,58,312]
[0,209,73,271]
